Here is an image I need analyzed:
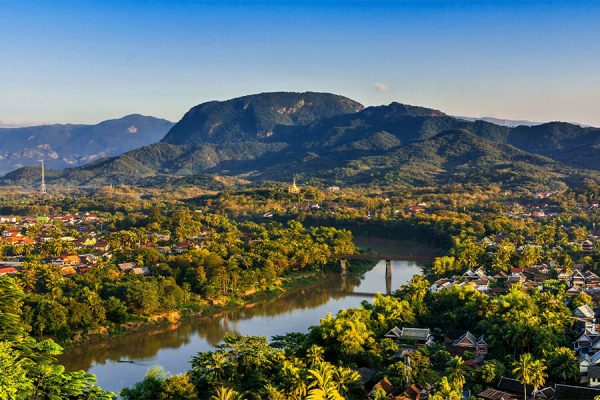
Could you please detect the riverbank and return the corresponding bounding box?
[60,259,376,348]
[60,237,437,348]
[58,258,427,392]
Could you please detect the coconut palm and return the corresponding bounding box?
[334,366,360,396]
[210,386,242,400]
[548,347,579,382]
[430,376,462,400]
[446,356,466,389]
[281,360,307,398]
[206,352,228,384]
[530,359,548,400]
[307,363,344,400]
[306,344,325,366]
[513,353,547,400]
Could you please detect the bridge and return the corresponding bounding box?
[334,253,437,295]
[333,254,436,262]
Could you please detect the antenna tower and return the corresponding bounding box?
[40,160,47,195]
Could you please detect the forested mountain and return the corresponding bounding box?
[0,114,173,174]
[161,92,363,145]
[2,92,599,189]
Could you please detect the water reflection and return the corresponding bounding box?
[60,259,424,393]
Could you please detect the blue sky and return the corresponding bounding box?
[1,1,600,126]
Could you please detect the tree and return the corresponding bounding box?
[306,363,344,400]
[430,376,462,400]
[478,359,506,385]
[512,353,547,400]
[446,356,466,390]
[548,347,579,382]
[306,345,325,366]
[210,386,243,400]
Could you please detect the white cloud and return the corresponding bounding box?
[373,82,389,92]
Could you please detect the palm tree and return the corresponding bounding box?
[513,353,547,400]
[530,360,548,400]
[263,384,286,400]
[334,366,360,396]
[548,347,579,382]
[206,352,228,384]
[210,386,242,400]
[281,361,307,399]
[430,376,462,400]
[446,356,466,390]
[307,363,344,400]
[513,353,533,400]
[306,344,325,366]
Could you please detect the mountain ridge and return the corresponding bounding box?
[2,92,599,189]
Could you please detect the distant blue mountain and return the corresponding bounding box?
[0,114,173,175]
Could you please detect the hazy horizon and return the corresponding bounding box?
[2,1,600,126]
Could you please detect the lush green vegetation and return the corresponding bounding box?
[0,182,597,398]
[114,184,599,399]
[0,276,113,399]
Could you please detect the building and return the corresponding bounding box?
[288,178,300,194]
[385,327,433,346]
[449,331,489,360]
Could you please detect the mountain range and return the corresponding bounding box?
[0,114,173,175]
[2,92,599,190]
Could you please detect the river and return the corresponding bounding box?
[59,237,434,393]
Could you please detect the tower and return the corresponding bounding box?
[288,177,300,194]
[40,160,47,195]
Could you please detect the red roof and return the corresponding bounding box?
[0,267,17,275]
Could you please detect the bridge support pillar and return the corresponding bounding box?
[340,258,348,291]
[385,260,392,295]
[340,258,347,276]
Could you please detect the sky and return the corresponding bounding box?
[1,0,600,127]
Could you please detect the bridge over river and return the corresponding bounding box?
[333,253,436,295]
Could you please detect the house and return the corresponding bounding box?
[61,255,82,266]
[586,271,600,287]
[60,267,77,277]
[589,365,600,387]
[92,241,110,252]
[473,278,491,292]
[370,377,394,398]
[117,262,136,272]
[497,377,533,399]
[582,240,595,254]
[357,367,377,391]
[555,383,600,399]
[0,267,18,276]
[395,384,421,400]
[478,388,518,400]
[449,331,488,359]
[462,267,487,281]
[575,305,596,322]
[385,327,433,345]
[429,278,453,292]
[131,267,150,276]
[574,332,595,353]
[572,270,586,287]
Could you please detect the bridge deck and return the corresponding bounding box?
[334,254,436,261]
